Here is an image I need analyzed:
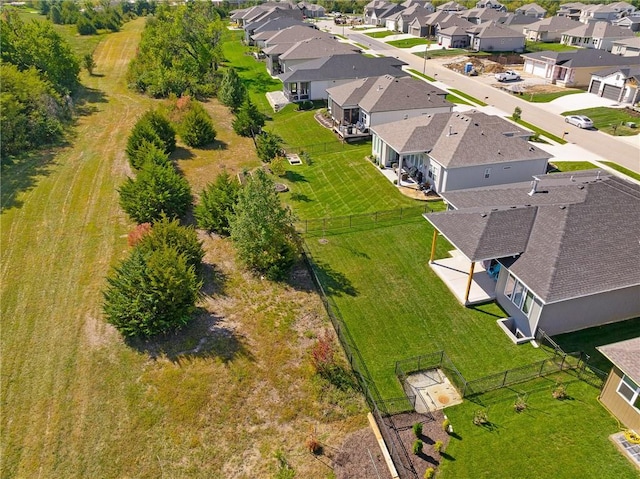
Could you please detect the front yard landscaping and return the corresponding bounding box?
[603,161,640,182]
[386,37,429,48]
[525,41,579,53]
[523,88,583,103]
[561,107,640,136]
[364,30,397,38]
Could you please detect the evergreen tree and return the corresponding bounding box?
[180,102,216,147]
[134,140,172,169]
[232,98,265,138]
[229,169,297,280]
[125,121,166,169]
[136,216,205,273]
[194,171,239,235]
[255,131,283,163]
[103,246,201,338]
[218,68,246,111]
[126,110,176,168]
[142,110,176,153]
[118,163,192,224]
[83,53,96,75]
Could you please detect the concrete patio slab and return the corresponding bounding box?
[429,251,496,306]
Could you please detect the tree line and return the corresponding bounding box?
[104,99,297,338]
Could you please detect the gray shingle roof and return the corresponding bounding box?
[592,65,640,80]
[263,25,332,47]
[516,3,546,13]
[425,207,538,262]
[562,20,635,39]
[522,49,640,68]
[524,16,580,34]
[370,111,544,167]
[279,38,359,61]
[598,337,640,384]
[468,22,526,39]
[432,171,640,303]
[279,55,408,82]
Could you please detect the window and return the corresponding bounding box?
[505,273,536,317]
[522,290,534,315]
[617,375,640,411]
[512,281,524,308]
[504,274,515,298]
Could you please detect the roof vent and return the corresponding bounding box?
[498,150,501,155]
[427,93,431,101]
[481,213,487,217]
[570,175,575,182]
[448,125,453,136]
[528,178,539,196]
[578,185,584,190]
[559,205,566,210]
[596,170,601,180]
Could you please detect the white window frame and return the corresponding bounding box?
[617,374,640,411]
[505,272,535,318]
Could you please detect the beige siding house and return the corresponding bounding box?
[598,337,640,434]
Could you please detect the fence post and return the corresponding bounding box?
[560,354,566,371]
[502,370,509,387]
[539,359,546,377]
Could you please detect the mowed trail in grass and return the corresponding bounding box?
[0,18,157,477]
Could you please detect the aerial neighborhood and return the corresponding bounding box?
[2,1,639,478]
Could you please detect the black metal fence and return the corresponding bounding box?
[283,139,367,157]
[295,205,434,234]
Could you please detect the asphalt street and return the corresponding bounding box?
[318,21,640,173]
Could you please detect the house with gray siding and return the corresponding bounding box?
[561,21,635,52]
[523,16,580,43]
[424,171,640,340]
[278,38,360,72]
[326,75,452,139]
[467,23,526,52]
[515,3,546,18]
[278,55,408,102]
[588,66,640,104]
[370,111,549,192]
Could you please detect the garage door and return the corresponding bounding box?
[589,80,601,94]
[602,84,622,101]
[531,62,547,78]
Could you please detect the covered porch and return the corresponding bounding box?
[429,248,497,306]
[283,81,310,102]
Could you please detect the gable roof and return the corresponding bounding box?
[328,75,450,112]
[515,3,546,14]
[562,20,635,39]
[522,49,640,68]
[263,25,332,47]
[279,38,360,61]
[279,55,409,82]
[436,1,467,12]
[432,171,640,303]
[370,111,547,167]
[500,12,539,27]
[592,65,640,81]
[251,17,309,36]
[468,22,526,39]
[612,36,640,48]
[598,337,640,384]
[524,16,581,34]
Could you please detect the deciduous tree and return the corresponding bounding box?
[229,169,297,279]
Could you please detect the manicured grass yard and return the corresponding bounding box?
[440,372,638,479]
[510,116,567,144]
[549,161,597,172]
[603,161,640,182]
[523,89,584,103]
[525,41,578,53]
[386,37,429,48]
[365,30,397,38]
[304,223,550,398]
[449,88,488,106]
[561,107,640,136]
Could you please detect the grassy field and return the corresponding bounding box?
[440,372,638,479]
[1,18,365,479]
[603,161,640,181]
[561,107,640,136]
[386,37,429,48]
[523,89,584,103]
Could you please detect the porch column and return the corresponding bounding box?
[464,262,475,305]
[429,230,438,263]
[397,155,403,186]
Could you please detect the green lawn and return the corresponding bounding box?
[603,161,640,181]
[449,88,488,106]
[304,223,550,398]
[509,116,567,144]
[523,89,584,103]
[386,38,429,48]
[548,161,597,172]
[525,41,579,53]
[440,372,638,479]
[365,30,397,38]
[415,49,490,59]
[407,68,436,82]
[561,107,640,136]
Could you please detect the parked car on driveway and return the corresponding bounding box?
[494,70,520,82]
[565,115,594,129]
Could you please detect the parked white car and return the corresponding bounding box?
[494,70,521,82]
[565,115,594,129]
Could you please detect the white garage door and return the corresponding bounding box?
[530,61,546,78]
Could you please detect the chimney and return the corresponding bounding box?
[528,178,539,196]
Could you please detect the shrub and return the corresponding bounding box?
[434,440,444,454]
[77,16,97,35]
[136,216,204,273]
[311,330,335,375]
[83,53,96,75]
[102,246,202,338]
[305,436,321,454]
[552,382,567,400]
[180,102,216,147]
[135,140,172,169]
[412,422,423,438]
[473,410,488,426]
[127,222,152,247]
[412,439,423,455]
[118,163,192,224]
[424,467,435,479]
[513,106,522,122]
[270,156,287,177]
[514,395,527,412]
[126,110,176,168]
[194,171,239,235]
[297,100,313,111]
[442,418,451,433]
